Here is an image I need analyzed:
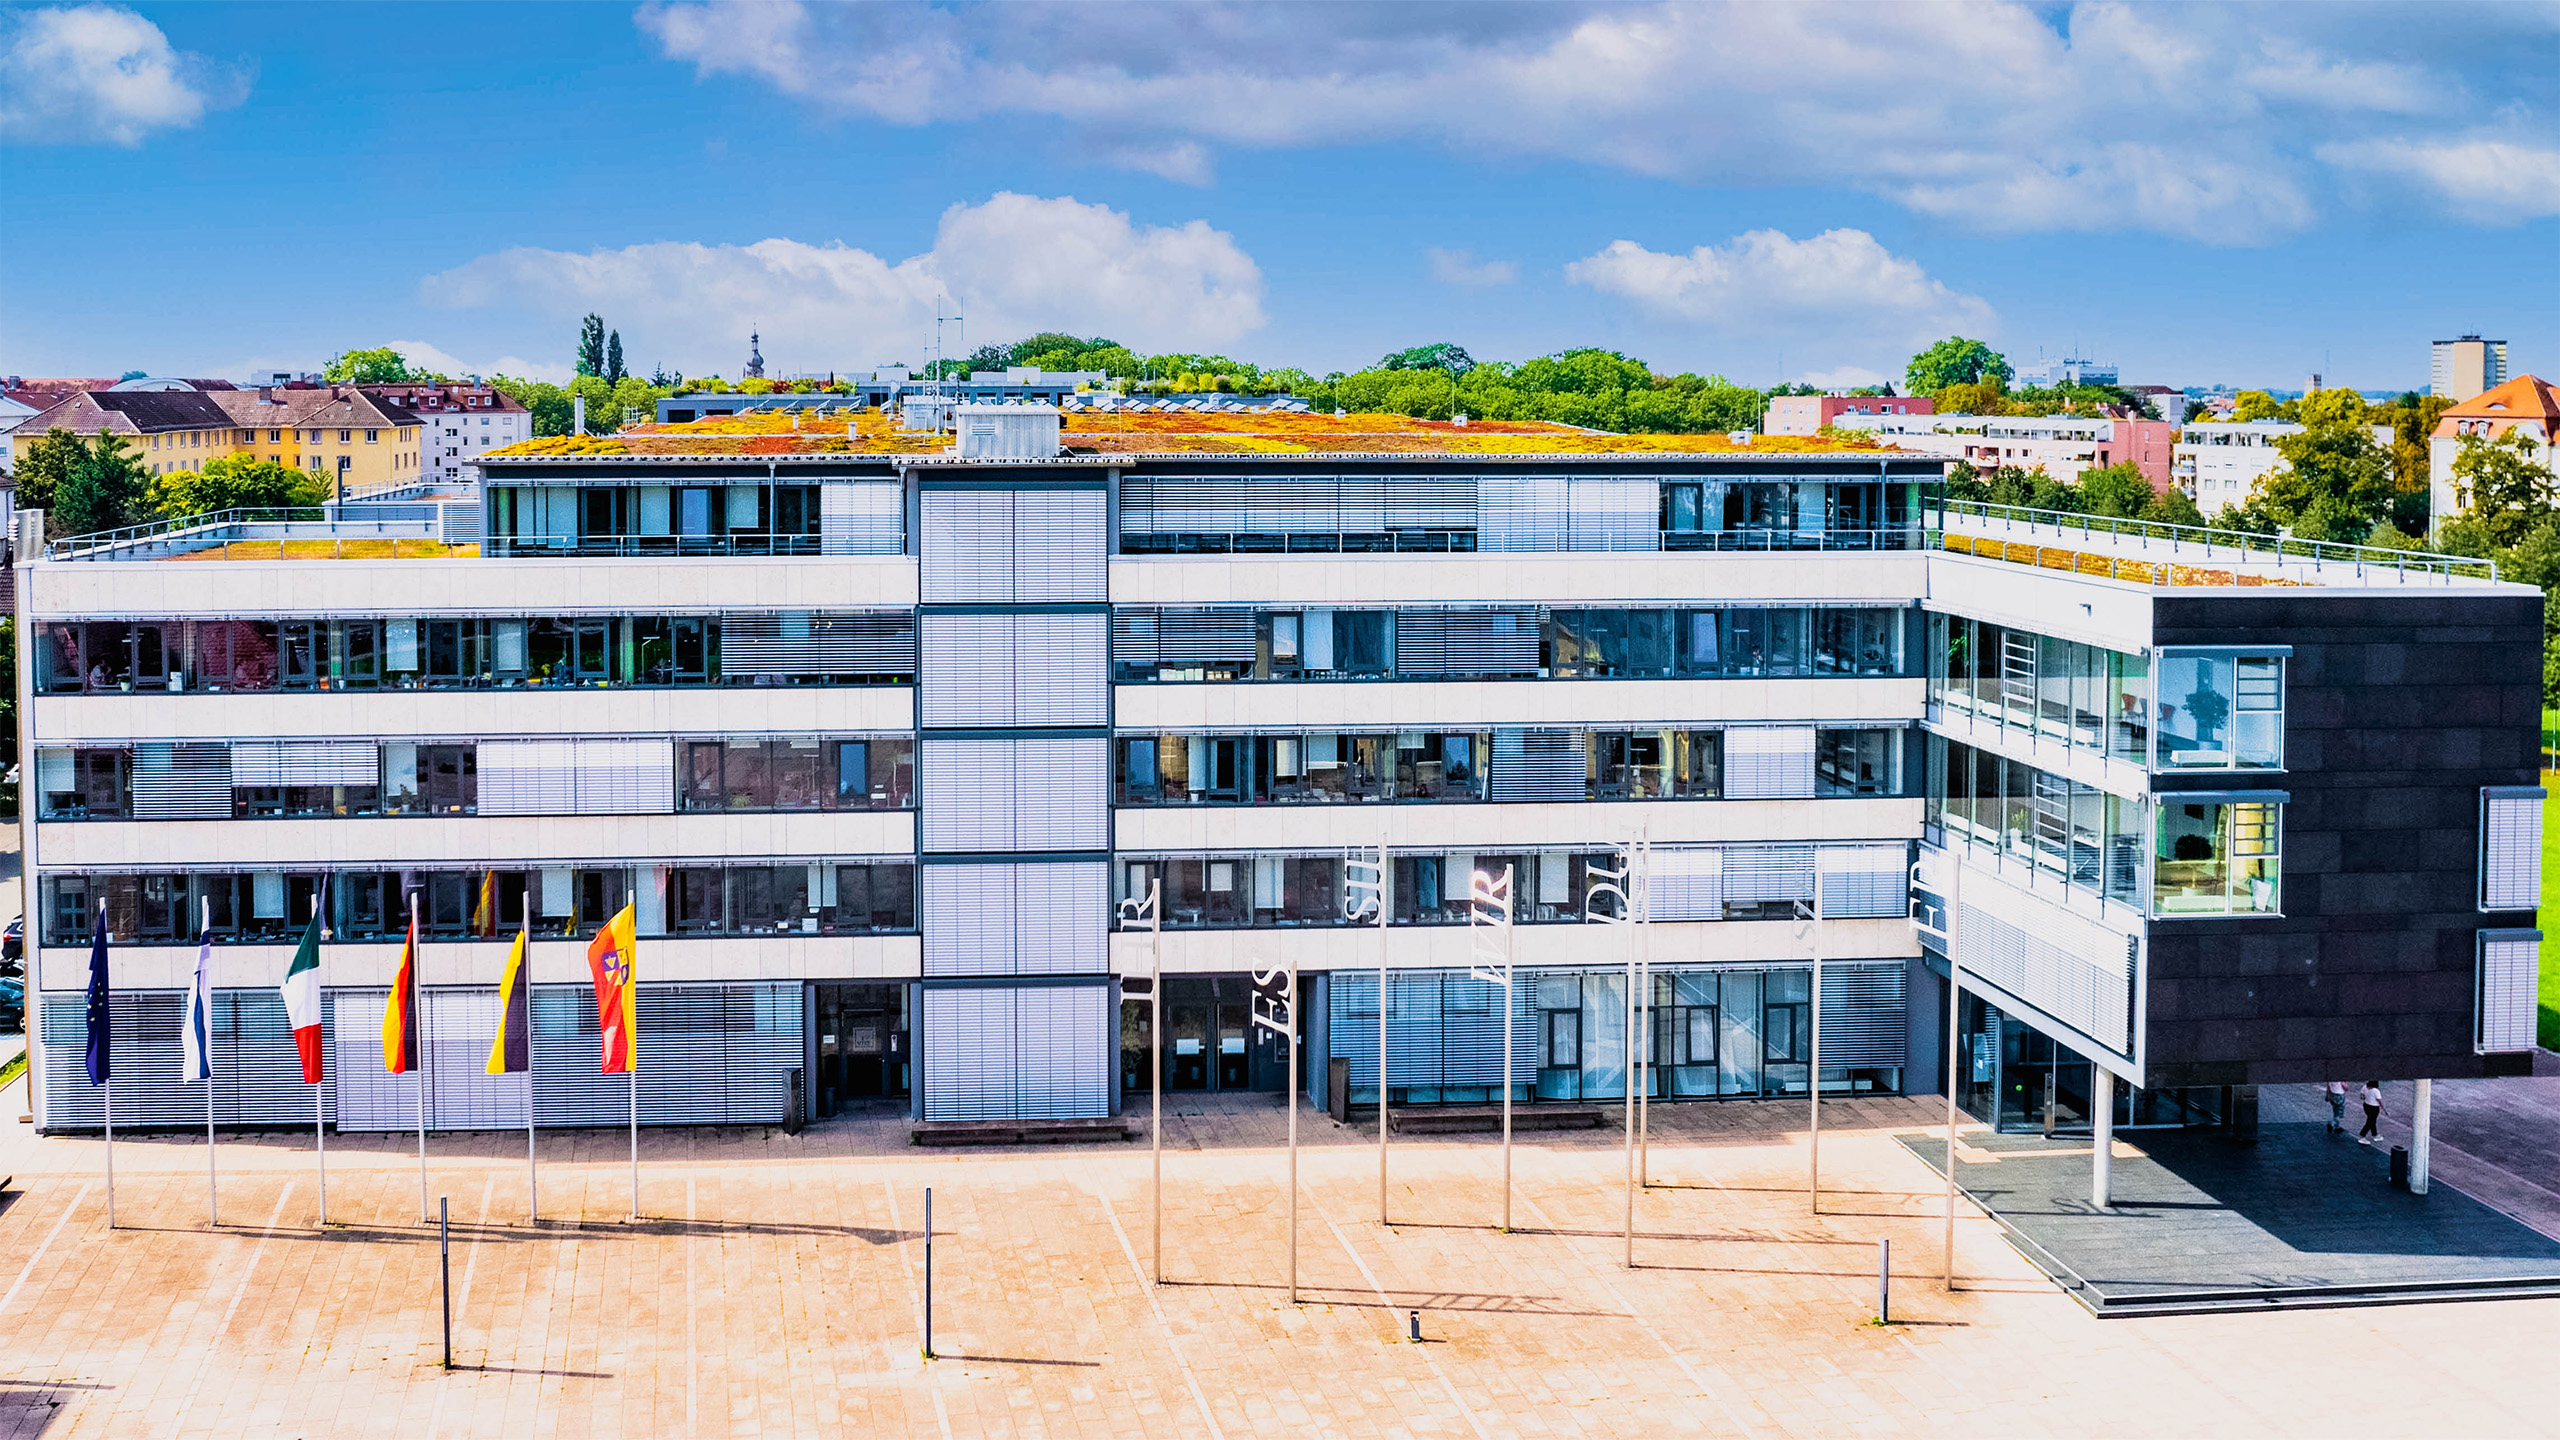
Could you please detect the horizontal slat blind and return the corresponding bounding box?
[1478,472,1568,552]
[921,614,1016,728]
[1328,971,1382,1086]
[330,990,417,1132]
[919,737,1107,852]
[920,861,1106,976]
[478,739,579,815]
[1112,612,1160,671]
[1818,963,1907,1067]
[1960,902,2134,1054]
[1013,984,1112,1118]
[1119,473,1478,540]
[1394,610,1541,677]
[133,742,231,818]
[1013,491,1107,602]
[1157,610,1258,664]
[2478,933,2539,1052]
[723,611,916,678]
[921,863,1019,975]
[922,491,1016,602]
[921,988,1014,1120]
[1008,615,1108,727]
[1723,845,1815,902]
[427,989,527,1129]
[1567,475,1662,552]
[820,480,904,556]
[1819,843,1909,919]
[2482,792,2541,910]
[1648,848,1725,921]
[1724,727,1816,799]
[1437,973,1539,1088]
[574,739,675,814]
[1491,729,1587,803]
[37,992,333,1129]
[231,741,379,786]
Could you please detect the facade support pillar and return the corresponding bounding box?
[2411,1078,2432,1196]
[2090,1069,2113,1210]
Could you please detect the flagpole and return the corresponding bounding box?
[103,1075,114,1230]
[97,900,114,1231]
[524,894,538,1226]
[314,1077,327,1227]
[627,889,639,1223]
[202,896,217,1227]
[412,891,428,1225]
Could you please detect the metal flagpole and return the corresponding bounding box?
[313,895,328,1227]
[95,900,115,1230]
[1251,959,1299,1303]
[102,1078,115,1230]
[1807,886,1823,1214]
[201,896,217,1227]
[412,891,429,1224]
[1944,859,1963,1291]
[1365,832,1390,1227]
[1467,864,1515,1231]
[628,889,639,1223]
[1114,878,1163,1282]
[1635,833,1651,1189]
[523,895,537,1225]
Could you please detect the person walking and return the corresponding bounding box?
[2325,1081,2347,1136]
[2357,1080,2383,1145]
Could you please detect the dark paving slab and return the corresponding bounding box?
[1901,1121,2560,1315]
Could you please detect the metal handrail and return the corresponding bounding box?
[1937,499,2498,582]
[46,507,335,559]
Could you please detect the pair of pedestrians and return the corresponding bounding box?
[2327,1080,2384,1143]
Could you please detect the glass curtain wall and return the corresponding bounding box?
[1928,613,2149,764]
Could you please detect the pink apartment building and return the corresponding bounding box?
[1764,393,1932,435]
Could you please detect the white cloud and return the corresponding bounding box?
[1567,228,1994,336]
[635,0,2557,245]
[2319,136,2560,224]
[1800,365,1890,390]
[418,193,1264,372]
[1425,248,1517,289]
[0,3,246,145]
[385,341,573,386]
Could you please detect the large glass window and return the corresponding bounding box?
[2154,800,2282,916]
[1930,736,2147,908]
[678,738,913,812]
[1928,615,2152,766]
[35,749,129,819]
[2155,652,2284,770]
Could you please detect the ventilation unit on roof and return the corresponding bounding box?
[952,403,1062,460]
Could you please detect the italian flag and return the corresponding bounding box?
[281,906,325,1084]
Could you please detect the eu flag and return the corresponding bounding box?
[85,902,111,1086]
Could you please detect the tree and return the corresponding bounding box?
[605,331,626,386]
[488,376,573,437]
[1934,380,2007,416]
[322,347,410,384]
[963,343,1011,373]
[151,455,326,518]
[11,426,84,516]
[1905,337,2010,395]
[54,433,150,536]
[2452,430,2556,548]
[576,315,606,378]
[1379,343,1475,376]
[2258,410,2392,541]
[2077,462,2154,518]
[2142,486,2206,527]
[2230,390,2286,423]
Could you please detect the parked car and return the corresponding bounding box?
[0,976,22,1033]
[1,917,19,965]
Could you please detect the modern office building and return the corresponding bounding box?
[2432,336,2510,402]
[13,406,2542,1146]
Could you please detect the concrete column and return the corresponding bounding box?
[2091,1068,2114,1210]
[2411,1078,2432,1195]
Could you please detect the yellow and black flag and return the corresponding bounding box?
[486,917,530,1075]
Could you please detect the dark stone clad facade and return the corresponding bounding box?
[2143,591,2544,1088]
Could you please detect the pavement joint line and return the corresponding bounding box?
[1310,1200,1493,1440]
[1091,1184,1226,1440]
[1512,1186,1765,1440]
[167,1177,293,1436]
[881,1179,955,1440]
[0,1179,90,1314]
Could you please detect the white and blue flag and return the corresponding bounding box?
[181,927,213,1084]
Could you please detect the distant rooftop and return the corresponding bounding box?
[488,407,1910,460]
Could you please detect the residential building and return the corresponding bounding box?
[2017,355,2117,389]
[7,385,426,495]
[2175,419,2398,513]
[12,406,2540,1163]
[362,383,530,491]
[2430,374,2559,529]
[2432,336,2510,402]
[1838,413,2177,489]
[1764,394,1932,436]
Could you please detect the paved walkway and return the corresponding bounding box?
[0,1095,2556,1437]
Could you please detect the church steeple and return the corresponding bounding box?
[745,329,766,380]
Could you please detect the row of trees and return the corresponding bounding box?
[12,429,326,538]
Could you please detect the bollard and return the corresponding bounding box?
[439,1195,452,1369]
[1408,1310,1423,1343]
[1877,1237,1891,1325]
[922,1187,935,1360]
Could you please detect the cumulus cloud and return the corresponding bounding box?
[384,341,573,386]
[419,193,1264,371]
[635,0,2555,245]
[1568,228,1993,335]
[0,3,246,145]
[1425,248,1517,289]
[2319,135,2560,224]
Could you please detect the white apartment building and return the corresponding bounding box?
[369,383,532,489]
[2174,420,2396,513]
[1836,413,2146,487]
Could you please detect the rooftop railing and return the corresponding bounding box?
[46,507,447,562]
[1935,499,2499,586]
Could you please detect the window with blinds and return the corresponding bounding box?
[918,983,1114,1120]
[230,740,380,787]
[479,738,675,816]
[1648,849,1725,921]
[2477,930,2541,1053]
[1490,729,1588,802]
[921,489,1107,602]
[919,613,1107,728]
[1393,610,1542,677]
[1818,843,1910,918]
[920,859,1108,976]
[1479,473,1662,552]
[1117,472,1479,550]
[721,612,916,681]
[1723,845,1816,903]
[1818,964,1908,1067]
[132,742,232,818]
[2480,787,2545,912]
[38,991,333,1130]
[919,737,1109,853]
[1724,727,1817,799]
[1014,491,1109,603]
[818,480,905,556]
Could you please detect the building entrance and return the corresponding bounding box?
[815,982,907,1116]
[1954,993,2223,1132]
[1121,976,1284,1101]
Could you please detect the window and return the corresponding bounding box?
[2155,651,2284,769]
[36,748,130,819]
[678,737,912,811]
[1815,729,1903,796]
[2480,786,2545,911]
[2154,799,2282,916]
[338,429,352,443]
[383,743,477,815]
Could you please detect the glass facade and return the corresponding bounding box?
[2154,799,2283,915]
[1927,737,2145,907]
[2154,652,2286,770]
[1928,613,2151,764]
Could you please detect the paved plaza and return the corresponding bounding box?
[0,1087,2555,1439]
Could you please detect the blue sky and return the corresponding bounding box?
[2,0,2554,391]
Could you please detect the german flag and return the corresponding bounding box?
[486,916,530,1075]
[383,904,420,1075]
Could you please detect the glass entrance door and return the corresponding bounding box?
[814,981,906,1117]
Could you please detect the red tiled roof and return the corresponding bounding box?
[2432,374,2559,440]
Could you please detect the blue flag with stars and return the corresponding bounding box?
[85,901,111,1086]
